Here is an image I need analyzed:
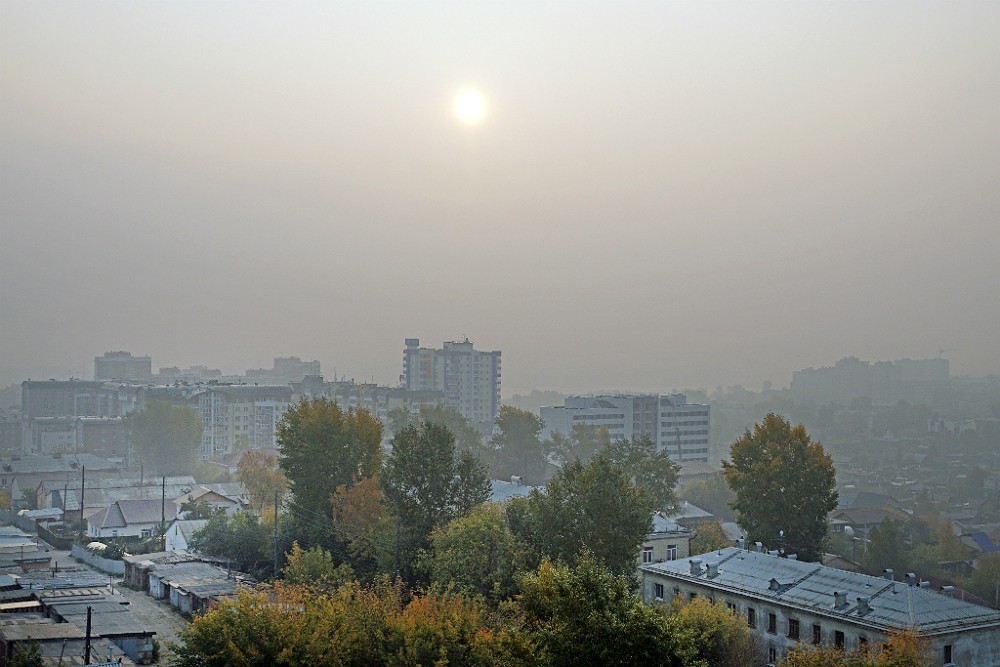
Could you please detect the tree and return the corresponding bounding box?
[861,519,907,577]
[419,503,533,603]
[682,473,736,521]
[605,435,680,512]
[282,540,354,591]
[779,629,930,667]
[515,557,684,667]
[330,476,386,570]
[507,452,654,576]
[7,641,43,667]
[490,406,547,483]
[190,511,271,574]
[179,498,221,520]
[380,421,490,579]
[278,398,382,541]
[722,414,837,562]
[123,399,202,475]
[961,552,1000,608]
[237,448,288,514]
[667,596,759,667]
[546,423,610,465]
[690,520,733,555]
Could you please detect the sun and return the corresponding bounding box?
[453,89,486,126]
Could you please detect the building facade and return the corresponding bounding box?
[540,393,711,462]
[641,546,1000,667]
[187,385,293,460]
[94,351,153,382]
[403,338,501,424]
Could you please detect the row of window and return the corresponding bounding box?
[643,545,678,565]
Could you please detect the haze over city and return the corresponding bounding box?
[3,2,999,394]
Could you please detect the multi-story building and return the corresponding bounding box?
[20,380,124,453]
[94,351,152,382]
[187,385,293,460]
[641,545,1000,667]
[791,357,951,406]
[540,393,711,462]
[403,338,501,424]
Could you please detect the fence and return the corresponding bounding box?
[71,543,125,575]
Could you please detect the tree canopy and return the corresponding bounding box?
[722,413,837,562]
[508,451,654,577]
[237,448,288,514]
[277,398,382,541]
[490,406,547,483]
[606,434,680,513]
[123,399,202,476]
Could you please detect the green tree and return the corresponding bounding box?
[690,520,733,555]
[190,511,271,574]
[123,399,202,475]
[237,448,288,514]
[861,519,907,577]
[668,596,759,667]
[515,557,683,667]
[7,641,43,667]
[961,552,1000,608]
[606,434,680,512]
[546,423,610,465]
[282,540,354,591]
[380,421,490,580]
[179,498,221,520]
[278,398,382,541]
[682,473,736,521]
[508,452,654,577]
[490,406,547,483]
[722,414,837,562]
[419,503,533,603]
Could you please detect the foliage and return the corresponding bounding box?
[190,511,271,574]
[331,476,386,570]
[961,552,1000,607]
[282,540,354,591]
[779,629,930,667]
[514,557,683,667]
[123,399,202,476]
[545,423,610,465]
[0,489,10,510]
[722,414,838,561]
[278,398,382,542]
[390,404,487,458]
[20,488,38,510]
[860,519,907,577]
[173,581,529,667]
[238,448,289,514]
[490,406,547,484]
[419,503,533,603]
[605,435,680,512]
[180,499,222,520]
[380,421,491,581]
[193,461,234,484]
[682,474,736,521]
[667,596,759,667]
[690,520,733,555]
[507,451,654,577]
[7,640,43,667]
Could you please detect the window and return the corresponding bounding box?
[812,624,821,645]
[747,608,756,628]
[787,618,800,640]
[834,631,845,649]
[726,602,737,613]
[767,646,777,666]
[943,644,953,665]
[141,529,152,538]
[673,587,681,598]
[767,612,777,634]
[642,547,653,563]
[654,583,664,601]
[666,544,677,561]
[689,592,697,601]
[858,637,868,653]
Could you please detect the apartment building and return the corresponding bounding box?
[187,385,293,460]
[403,338,501,424]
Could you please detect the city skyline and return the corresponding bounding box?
[3,2,999,395]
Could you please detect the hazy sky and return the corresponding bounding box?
[2,1,998,395]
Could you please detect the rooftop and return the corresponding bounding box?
[642,546,1000,635]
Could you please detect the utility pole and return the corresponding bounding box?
[160,476,166,549]
[394,516,401,578]
[84,605,92,664]
[273,489,279,578]
[78,466,85,541]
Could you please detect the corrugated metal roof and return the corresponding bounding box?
[642,547,1000,635]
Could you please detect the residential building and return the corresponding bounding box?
[403,338,501,424]
[641,545,1000,667]
[540,393,711,462]
[87,499,179,539]
[791,357,950,406]
[94,351,153,382]
[640,513,693,568]
[165,520,209,552]
[187,385,293,460]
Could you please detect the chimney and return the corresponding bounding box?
[754,542,763,553]
[706,563,719,578]
[769,578,782,591]
[511,475,522,486]
[857,596,871,614]
[689,558,703,575]
[940,586,955,597]
[768,549,780,556]
[833,591,847,608]
[919,581,931,588]
[904,573,917,586]
[786,554,798,561]
[882,569,894,581]
[737,538,745,551]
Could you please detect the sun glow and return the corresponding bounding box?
[453,89,486,126]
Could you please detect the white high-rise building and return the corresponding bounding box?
[540,393,710,462]
[402,338,501,424]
